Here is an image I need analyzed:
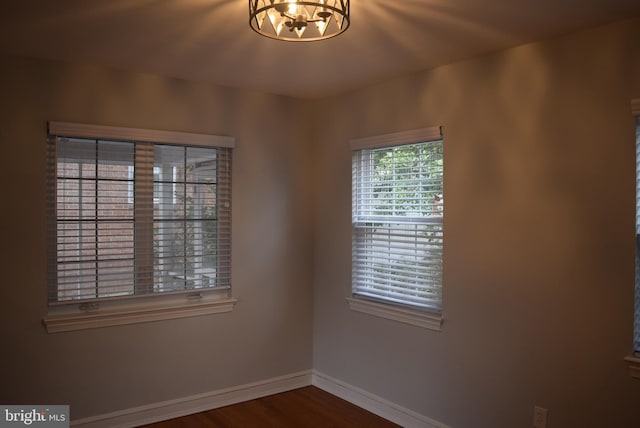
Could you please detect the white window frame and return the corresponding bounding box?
[127,166,167,204]
[44,122,236,333]
[348,126,444,331]
[627,99,640,377]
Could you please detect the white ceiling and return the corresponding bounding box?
[1,0,639,99]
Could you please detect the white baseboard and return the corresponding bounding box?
[71,369,450,428]
[71,370,313,428]
[312,371,451,428]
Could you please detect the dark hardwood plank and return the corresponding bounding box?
[141,386,400,428]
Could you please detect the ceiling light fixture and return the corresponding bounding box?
[249,0,350,42]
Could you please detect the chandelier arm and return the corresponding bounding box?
[281,12,327,24]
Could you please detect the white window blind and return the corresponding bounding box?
[47,122,233,304]
[351,127,443,314]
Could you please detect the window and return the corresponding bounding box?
[635,111,640,355]
[630,101,640,375]
[45,122,235,332]
[349,127,443,330]
[628,100,640,377]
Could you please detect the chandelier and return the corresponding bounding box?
[249,0,350,42]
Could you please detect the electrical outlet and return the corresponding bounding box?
[533,406,548,428]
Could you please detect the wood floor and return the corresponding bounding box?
[140,386,400,428]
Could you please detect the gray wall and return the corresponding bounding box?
[312,18,640,428]
[0,56,315,419]
[1,16,640,428]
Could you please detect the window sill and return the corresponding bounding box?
[624,355,640,379]
[346,297,442,331]
[43,293,237,333]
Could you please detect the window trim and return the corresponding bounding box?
[48,122,235,148]
[632,99,640,116]
[44,293,237,333]
[44,122,235,332]
[349,126,444,330]
[346,297,442,331]
[625,356,640,379]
